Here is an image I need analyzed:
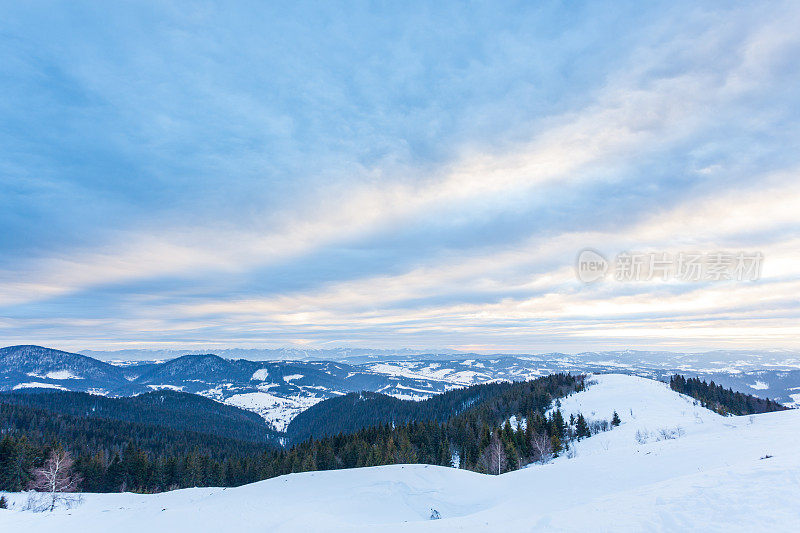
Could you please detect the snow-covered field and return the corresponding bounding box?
[26,370,82,380]
[11,382,68,390]
[3,374,798,532]
[367,362,494,385]
[224,391,325,432]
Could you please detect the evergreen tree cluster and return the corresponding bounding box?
[0,388,278,444]
[286,381,518,444]
[669,375,788,416]
[0,401,273,492]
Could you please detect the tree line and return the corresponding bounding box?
[0,388,278,444]
[669,375,788,416]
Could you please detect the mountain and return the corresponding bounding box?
[0,345,134,395]
[2,374,798,531]
[134,353,255,384]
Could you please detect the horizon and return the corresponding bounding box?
[2,2,800,352]
[4,343,800,364]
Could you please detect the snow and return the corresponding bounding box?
[380,383,436,401]
[749,380,769,390]
[250,368,270,381]
[507,414,526,431]
[26,370,82,380]
[787,393,800,408]
[550,374,722,458]
[367,362,488,385]
[146,384,184,391]
[3,374,799,532]
[282,374,303,382]
[224,392,323,432]
[12,382,68,391]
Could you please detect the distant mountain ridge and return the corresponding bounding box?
[81,346,465,362]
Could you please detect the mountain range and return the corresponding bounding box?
[2,345,799,432]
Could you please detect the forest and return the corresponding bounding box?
[0,388,278,444]
[1,373,595,492]
[668,375,788,415]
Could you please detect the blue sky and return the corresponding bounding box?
[1,1,799,352]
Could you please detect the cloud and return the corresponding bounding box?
[1,1,799,351]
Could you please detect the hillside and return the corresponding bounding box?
[0,401,274,492]
[285,380,520,444]
[286,374,583,446]
[1,374,797,531]
[0,389,278,444]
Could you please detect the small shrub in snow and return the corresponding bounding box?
[530,431,553,464]
[0,495,7,509]
[635,429,650,444]
[565,447,577,459]
[430,509,441,520]
[590,419,610,434]
[656,426,685,441]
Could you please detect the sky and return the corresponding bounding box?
[1,1,799,354]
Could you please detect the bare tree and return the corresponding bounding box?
[530,431,553,464]
[478,431,508,475]
[28,450,82,512]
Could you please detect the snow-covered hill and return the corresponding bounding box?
[2,374,798,531]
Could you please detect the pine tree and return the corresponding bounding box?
[550,409,566,439]
[575,414,590,439]
[611,411,621,426]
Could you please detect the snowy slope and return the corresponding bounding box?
[551,374,724,459]
[2,374,798,532]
